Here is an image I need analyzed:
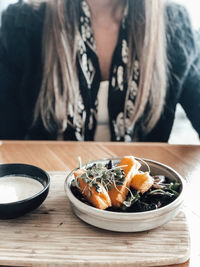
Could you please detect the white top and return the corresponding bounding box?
[94,81,111,141]
[57,81,111,141]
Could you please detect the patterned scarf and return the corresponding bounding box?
[71,0,140,141]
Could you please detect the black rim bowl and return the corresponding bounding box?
[0,163,50,219]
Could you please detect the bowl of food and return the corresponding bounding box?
[65,156,185,232]
[0,163,50,219]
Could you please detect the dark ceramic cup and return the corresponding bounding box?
[0,163,50,219]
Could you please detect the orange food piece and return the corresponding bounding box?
[74,169,111,210]
[131,172,154,194]
[108,156,141,207]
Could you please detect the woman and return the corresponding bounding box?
[0,0,199,141]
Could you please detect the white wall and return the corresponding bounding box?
[174,0,200,29]
[0,0,17,25]
[0,0,17,13]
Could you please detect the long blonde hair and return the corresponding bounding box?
[34,0,167,134]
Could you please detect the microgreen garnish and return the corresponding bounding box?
[137,158,151,173]
[122,190,141,208]
[73,160,127,196]
[78,156,82,169]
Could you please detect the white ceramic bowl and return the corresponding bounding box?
[64,157,185,232]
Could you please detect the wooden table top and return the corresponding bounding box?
[0,141,200,267]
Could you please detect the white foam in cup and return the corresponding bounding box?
[0,176,44,203]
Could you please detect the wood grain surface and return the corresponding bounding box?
[0,141,199,267]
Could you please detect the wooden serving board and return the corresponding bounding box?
[0,172,190,267]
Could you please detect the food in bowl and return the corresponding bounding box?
[65,156,185,232]
[70,156,181,213]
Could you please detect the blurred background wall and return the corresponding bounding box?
[177,0,200,30]
[0,0,17,26]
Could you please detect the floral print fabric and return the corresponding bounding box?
[75,0,140,141]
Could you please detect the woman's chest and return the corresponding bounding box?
[92,21,120,81]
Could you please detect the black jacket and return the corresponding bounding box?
[0,2,200,141]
